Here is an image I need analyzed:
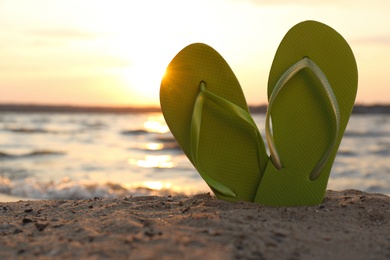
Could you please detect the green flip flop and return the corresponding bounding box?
[160,43,268,202]
[254,21,358,206]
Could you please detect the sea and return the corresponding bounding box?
[0,111,389,201]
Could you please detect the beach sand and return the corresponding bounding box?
[0,189,389,259]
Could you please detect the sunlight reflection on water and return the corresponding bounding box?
[145,143,165,151]
[143,115,169,133]
[143,181,172,190]
[128,155,175,168]
[0,112,389,200]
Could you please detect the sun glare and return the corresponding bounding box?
[125,62,167,101]
[128,155,174,168]
[143,181,172,191]
[145,143,164,151]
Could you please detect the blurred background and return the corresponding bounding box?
[0,0,389,201]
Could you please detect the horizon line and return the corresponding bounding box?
[1,102,390,114]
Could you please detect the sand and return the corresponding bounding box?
[0,189,389,260]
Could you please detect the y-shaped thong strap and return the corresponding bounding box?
[266,57,340,181]
[191,81,264,197]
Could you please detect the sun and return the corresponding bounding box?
[129,63,166,94]
[113,36,179,106]
[117,57,168,106]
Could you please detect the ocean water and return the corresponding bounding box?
[0,112,389,200]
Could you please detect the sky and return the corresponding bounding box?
[0,0,389,107]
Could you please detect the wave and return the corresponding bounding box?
[365,185,390,195]
[370,148,390,156]
[344,131,388,138]
[0,150,66,159]
[337,150,357,156]
[120,129,150,136]
[3,127,56,134]
[81,121,107,129]
[125,132,181,152]
[153,135,177,143]
[0,177,181,200]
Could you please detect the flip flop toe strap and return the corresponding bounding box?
[191,81,263,197]
[266,57,340,180]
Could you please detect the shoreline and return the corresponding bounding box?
[0,194,33,203]
[1,189,389,259]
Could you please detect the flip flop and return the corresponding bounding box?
[160,43,268,202]
[254,21,358,206]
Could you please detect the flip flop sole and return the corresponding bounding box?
[160,43,267,202]
[255,21,358,206]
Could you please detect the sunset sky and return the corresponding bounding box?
[1,0,389,107]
